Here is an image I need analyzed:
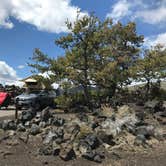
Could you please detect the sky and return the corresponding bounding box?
[0,0,166,86]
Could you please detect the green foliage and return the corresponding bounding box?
[29,13,165,109]
[133,45,166,96]
[55,92,88,111]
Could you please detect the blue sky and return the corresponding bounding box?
[0,0,166,86]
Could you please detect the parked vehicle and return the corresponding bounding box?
[15,90,57,110]
[0,92,11,109]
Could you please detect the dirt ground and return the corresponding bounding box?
[0,131,166,166]
[0,107,166,166]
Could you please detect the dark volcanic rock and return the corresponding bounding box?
[53,144,61,156]
[21,109,36,123]
[41,107,52,122]
[82,150,105,163]
[136,125,155,138]
[30,124,41,135]
[59,144,76,161]
[65,122,80,136]
[97,131,115,145]
[134,134,146,146]
[84,134,101,149]
[39,144,53,155]
[0,120,17,130]
[17,123,26,132]
[43,131,58,144]
[52,117,65,126]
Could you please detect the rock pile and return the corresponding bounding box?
[0,103,165,163]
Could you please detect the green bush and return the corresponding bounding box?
[55,91,88,111]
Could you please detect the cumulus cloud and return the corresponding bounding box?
[135,5,166,24]
[145,32,166,47]
[107,0,166,25]
[0,0,87,33]
[0,61,23,86]
[106,0,131,22]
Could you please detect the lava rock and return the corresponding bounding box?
[17,123,26,132]
[134,134,146,146]
[82,150,104,163]
[21,109,35,123]
[65,123,80,136]
[52,143,61,156]
[1,120,17,130]
[97,131,115,145]
[30,124,41,135]
[59,144,76,161]
[43,131,57,144]
[52,117,65,126]
[79,142,90,155]
[84,134,101,149]
[144,100,159,112]
[77,113,89,122]
[19,133,29,143]
[41,107,52,122]
[39,121,46,128]
[24,121,31,128]
[136,125,155,138]
[39,144,53,155]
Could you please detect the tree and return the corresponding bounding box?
[133,45,166,96]
[29,14,144,107]
[94,21,144,98]
[55,14,102,107]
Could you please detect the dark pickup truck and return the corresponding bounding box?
[15,90,56,109]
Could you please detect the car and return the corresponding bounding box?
[14,90,57,110]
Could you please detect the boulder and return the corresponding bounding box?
[52,143,60,156]
[24,121,31,128]
[59,144,76,161]
[144,100,159,112]
[83,134,100,149]
[52,117,65,126]
[19,133,29,143]
[77,113,89,122]
[136,125,155,138]
[21,109,35,123]
[30,124,41,135]
[65,122,80,136]
[134,134,146,146]
[39,144,53,155]
[43,130,57,144]
[41,107,52,122]
[82,150,104,163]
[162,101,166,111]
[0,120,17,130]
[17,123,26,132]
[79,142,90,155]
[97,131,115,145]
[39,121,46,128]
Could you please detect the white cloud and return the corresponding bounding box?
[17,65,25,69]
[135,6,166,24]
[0,61,23,86]
[0,0,87,33]
[106,0,131,22]
[107,0,166,25]
[144,32,166,47]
